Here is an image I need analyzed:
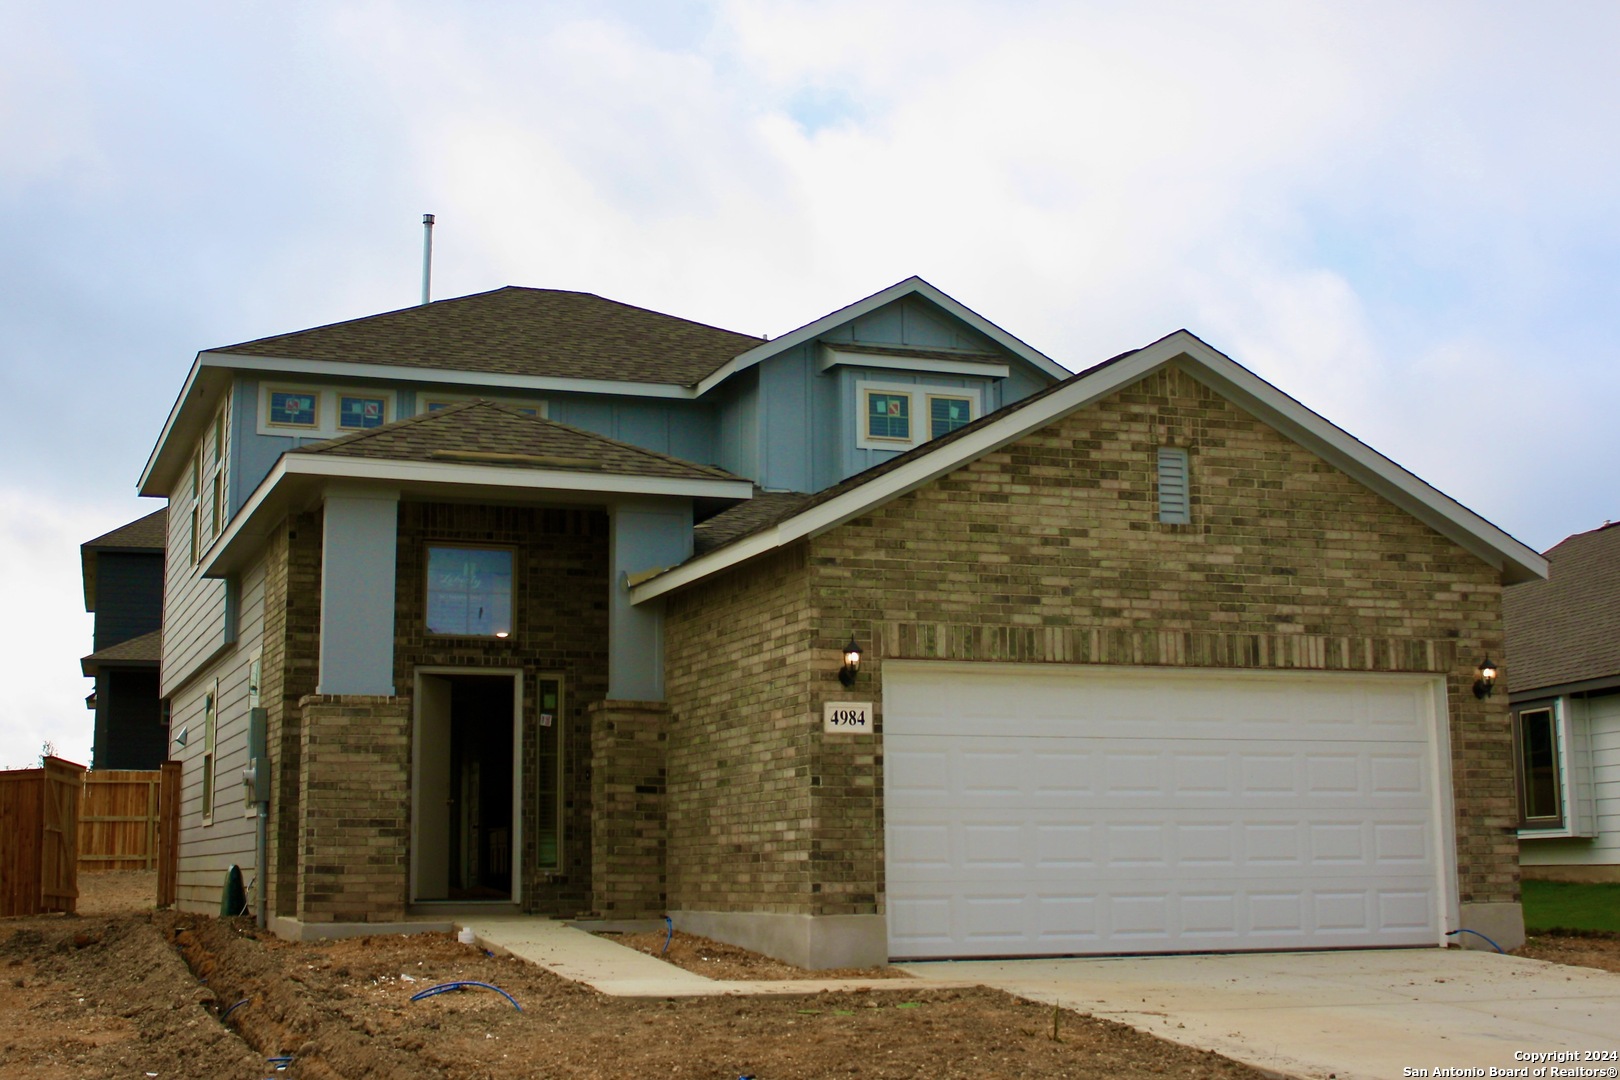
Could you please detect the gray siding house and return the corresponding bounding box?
[1504,521,1620,880]
[80,509,167,770]
[139,277,1544,965]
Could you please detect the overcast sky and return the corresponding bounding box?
[2,0,1616,767]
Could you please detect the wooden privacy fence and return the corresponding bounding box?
[0,757,86,917]
[79,769,164,871]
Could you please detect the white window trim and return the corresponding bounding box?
[415,393,548,418]
[1517,697,1597,839]
[201,679,218,825]
[257,383,399,438]
[855,380,981,451]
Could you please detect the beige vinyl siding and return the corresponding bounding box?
[161,446,232,699]
[1521,693,1620,869]
[174,555,265,914]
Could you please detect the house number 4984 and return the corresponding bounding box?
[823,702,873,733]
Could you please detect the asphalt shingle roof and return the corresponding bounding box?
[81,628,162,673]
[1504,521,1620,693]
[83,508,167,550]
[214,287,764,386]
[292,399,743,483]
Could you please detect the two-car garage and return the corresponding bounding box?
[883,662,1455,959]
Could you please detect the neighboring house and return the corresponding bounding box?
[80,509,167,770]
[1504,521,1620,881]
[137,277,1546,965]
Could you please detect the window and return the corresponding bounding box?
[189,450,202,564]
[419,395,543,418]
[267,389,319,428]
[1514,706,1563,828]
[856,381,981,450]
[425,546,514,637]
[1157,447,1191,524]
[339,395,388,430]
[929,394,974,438]
[535,676,563,870]
[257,384,397,437]
[201,683,218,824]
[866,392,911,441]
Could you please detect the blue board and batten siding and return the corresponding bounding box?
[91,552,164,651]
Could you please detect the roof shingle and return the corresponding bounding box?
[1504,521,1620,693]
[214,287,763,386]
[293,399,743,483]
[83,508,167,550]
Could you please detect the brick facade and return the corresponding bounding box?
[589,700,670,917]
[393,503,609,914]
[664,367,1517,923]
[295,694,411,923]
[264,511,322,920]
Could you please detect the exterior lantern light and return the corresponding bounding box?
[838,636,863,688]
[1473,656,1498,699]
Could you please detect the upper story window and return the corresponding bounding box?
[856,380,981,451]
[425,545,514,638]
[191,393,230,565]
[258,383,396,437]
[419,394,545,418]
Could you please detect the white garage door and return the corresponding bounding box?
[884,663,1452,959]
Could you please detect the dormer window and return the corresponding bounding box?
[856,380,981,451]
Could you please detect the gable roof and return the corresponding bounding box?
[216,286,764,386]
[1504,521,1620,695]
[693,276,1072,396]
[81,508,167,612]
[202,400,753,578]
[631,329,1547,603]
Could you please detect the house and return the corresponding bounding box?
[80,508,167,770]
[137,277,1546,965]
[1504,521,1620,881]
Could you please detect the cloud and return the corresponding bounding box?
[0,487,153,770]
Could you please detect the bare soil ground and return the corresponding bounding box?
[602,928,910,981]
[4,872,1616,1079]
[1515,930,1620,974]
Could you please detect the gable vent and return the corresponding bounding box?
[1157,447,1191,524]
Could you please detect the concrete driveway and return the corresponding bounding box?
[900,949,1620,1080]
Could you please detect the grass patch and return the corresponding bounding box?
[1522,880,1620,933]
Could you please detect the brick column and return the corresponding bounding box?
[589,700,668,918]
[296,694,411,924]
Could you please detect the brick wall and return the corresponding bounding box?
[295,694,411,922]
[264,511,322,919]
[393,503,610,914]
[589,700,669,917]
[664,365,1517,919]
[663,545,816,913]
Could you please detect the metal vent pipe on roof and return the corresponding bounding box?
[421,213,435,305]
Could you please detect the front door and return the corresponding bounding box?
[412,672,519,902]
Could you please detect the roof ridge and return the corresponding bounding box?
[295,399,485,454]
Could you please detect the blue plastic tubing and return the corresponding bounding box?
[410,981,523,1012]
[663,916,674,955]
[1445,928,1506,953]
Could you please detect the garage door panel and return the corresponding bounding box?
[888,882,1440,958]
[886,737,1431,810]
[884,665,1447,957]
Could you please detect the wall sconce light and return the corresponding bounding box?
[172,725,189,749]
[838,636,863,687]
[1473,656,1498,699]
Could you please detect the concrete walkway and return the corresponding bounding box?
[456,915,965,998]
[900,948,1620,1080]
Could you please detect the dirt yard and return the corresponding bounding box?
[2,872,1615,1080]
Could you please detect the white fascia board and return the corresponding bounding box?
[138,356,206,496]
[693,277,1070,397]
[815,347,1011,378]
[1165,334,1547,584]
[203,453,753,578]
[633,330,1547,601]
[201,351,696,400]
